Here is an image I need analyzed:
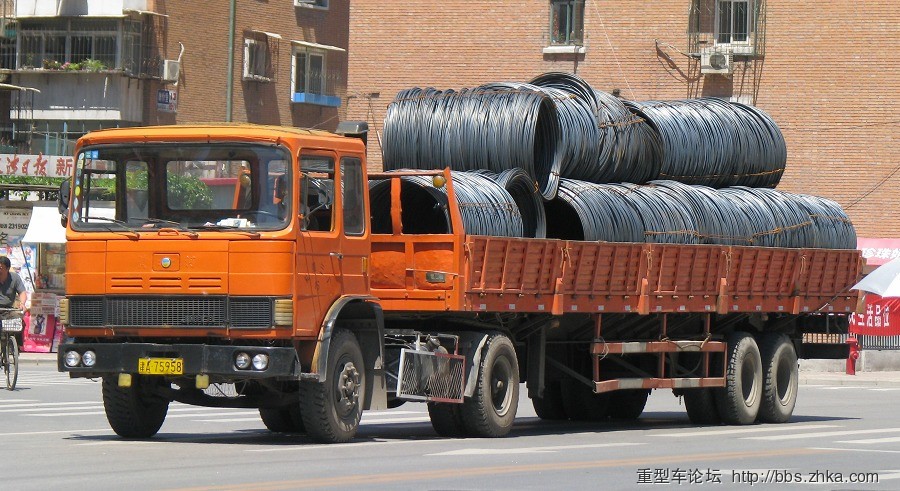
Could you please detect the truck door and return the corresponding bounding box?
[337,155,369,296]
[295,152,342,337]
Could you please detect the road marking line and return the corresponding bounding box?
[0,406,100,413]
[29,411,107,417]
[0,399,38,404]
[246,437,450,453]
[0,400,93,409]
[189,448,834,490]
[653,424,839,437]
[813,446,900,455]
[425,442,644,456]
[0,428,109,437]
[836,436,900,444]
[166,411,258,418]
[194,416,430,424]
[751,428,900,441]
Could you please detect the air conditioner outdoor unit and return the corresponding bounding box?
[161,59,180,82]
[700,49,732,75]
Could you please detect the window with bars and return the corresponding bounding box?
[549,0,584,46]
[716,0,752,44]
[292,46,339,106]
[16,18,130,71]
[243,36,277,81]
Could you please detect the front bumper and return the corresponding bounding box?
[57,342,302,379]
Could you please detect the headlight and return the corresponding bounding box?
[82,350,97,367]
[64,350,81,367]
[252,354,269,371]
[234,352,251,370]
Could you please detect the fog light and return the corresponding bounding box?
[235,352,251,370]
[64,350,81,367]
[82,350,97,367]
[252,354,269,371]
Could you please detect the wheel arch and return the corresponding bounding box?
[309,295,385,410]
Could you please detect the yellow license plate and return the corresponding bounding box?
[138,358,184,375]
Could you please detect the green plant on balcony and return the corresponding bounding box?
[42,59,61,70]
[80,59,107,72]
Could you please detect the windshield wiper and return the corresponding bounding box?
[82,215,139,239]
[133,218,199,238]
[189,223,260,238]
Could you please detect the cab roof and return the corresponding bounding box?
[76,124,363,152]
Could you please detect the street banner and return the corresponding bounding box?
[857,237,900,267]
[0,153,75,177]
[849,294,900,337]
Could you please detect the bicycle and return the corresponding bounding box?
[0,307,22,390]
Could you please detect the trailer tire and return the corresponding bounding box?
[259,405,304,433]
[532,381,568,420]
[299,329,365,443]
[102,375,169,438]
[757,333,798,423]
[561,379,610,421]
[683,389,721,424]
[427,402,468,437]
[715,332,763,425]
[461,334,519,437]
[609,389,650,420]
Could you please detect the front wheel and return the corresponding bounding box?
[102,375,170,438]
[4,335,18,390]
[259,405,304,433]
[300,329,365,443]
[461,334,519,437]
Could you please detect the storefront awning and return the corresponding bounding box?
[21,207,65,244]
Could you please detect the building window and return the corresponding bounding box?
[716,0,751,44]
[296,0,329,8]
[549,0,584,45]
[292,46,340,107]
[18,18,120,70]
[243,38,275,81]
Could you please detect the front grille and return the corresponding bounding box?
[69,296,274,329]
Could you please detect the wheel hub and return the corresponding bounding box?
[337,361,360,412]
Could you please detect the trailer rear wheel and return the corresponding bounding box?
[300,329,365,443]
[757,333,798,423]
[531,381,568,420]
[561,379,610,421]
[683,389,721,424]
[259,405,304,433]
[609,389,650,420]
[461,334,519,437]
[102,375,169,438]
[715,332,762,425]
[427,402,468,437]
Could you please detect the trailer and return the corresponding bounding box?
[56,123,861,443]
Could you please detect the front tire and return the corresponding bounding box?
[461,334,519,437]
[259,405,304,433]
[102,375,169,438]
[757,333,798,423]
[5,335,18,390]
[715,332,763,425]
[300,329,365,443]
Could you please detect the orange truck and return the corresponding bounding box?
[56,123,862,443]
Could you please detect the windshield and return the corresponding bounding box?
[69,143,291,232]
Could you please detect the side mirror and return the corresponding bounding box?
[58,180,70,227]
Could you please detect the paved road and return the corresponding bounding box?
[4,363,900,490]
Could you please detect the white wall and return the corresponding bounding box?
[16,0,149,17]
[10,72,143,122]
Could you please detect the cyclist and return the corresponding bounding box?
[0,256,27,315]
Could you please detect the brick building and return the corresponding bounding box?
[0,0,349,154]
[345,0,899,239]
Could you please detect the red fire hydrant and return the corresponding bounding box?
[846,336,860,375]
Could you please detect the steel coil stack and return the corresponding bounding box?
[544,179,855,249]
[529,72,662,184]
[382,86,562,200]
[626,99,787,188]
[473,168,546,238]
[369,171,524,237]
